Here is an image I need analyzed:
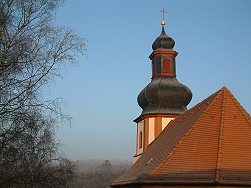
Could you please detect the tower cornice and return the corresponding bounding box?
[134,113,178,123]
[149,49,178,60]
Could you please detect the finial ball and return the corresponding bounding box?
[161,19,165,26]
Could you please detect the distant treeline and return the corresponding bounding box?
[68,159,131,188]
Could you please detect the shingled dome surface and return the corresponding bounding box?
[112,87,251,187]
[152,26,175,50]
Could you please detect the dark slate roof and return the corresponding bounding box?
[152,26,175,50]
[112,87,251,187]
[137,77,192,116]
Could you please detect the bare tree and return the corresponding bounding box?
[0,108,76,188]
[0,0,85,118]
[0,0,86,187]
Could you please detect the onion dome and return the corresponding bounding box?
[152,26,175,50]
[137,18,192,116]
[137,77,192,115]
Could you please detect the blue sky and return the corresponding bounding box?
[50,0,251,160]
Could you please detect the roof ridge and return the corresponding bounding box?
[224,87,251,123]
[187,87,222,111]
[215,88,226,182]
[169,87,222,123]
[147,88,224,177]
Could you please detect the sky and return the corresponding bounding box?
[48,0,251,160]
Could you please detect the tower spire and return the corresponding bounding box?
[134,14,192,162]
[160,8,167,27]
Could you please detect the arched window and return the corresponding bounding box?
[139,131,143,149]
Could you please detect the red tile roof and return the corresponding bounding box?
[111,87,251,187]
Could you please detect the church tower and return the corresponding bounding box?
[134,14,192,161]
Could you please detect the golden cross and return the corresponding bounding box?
[160,8,168,21]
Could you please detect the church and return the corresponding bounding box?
[111,14,251,188]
